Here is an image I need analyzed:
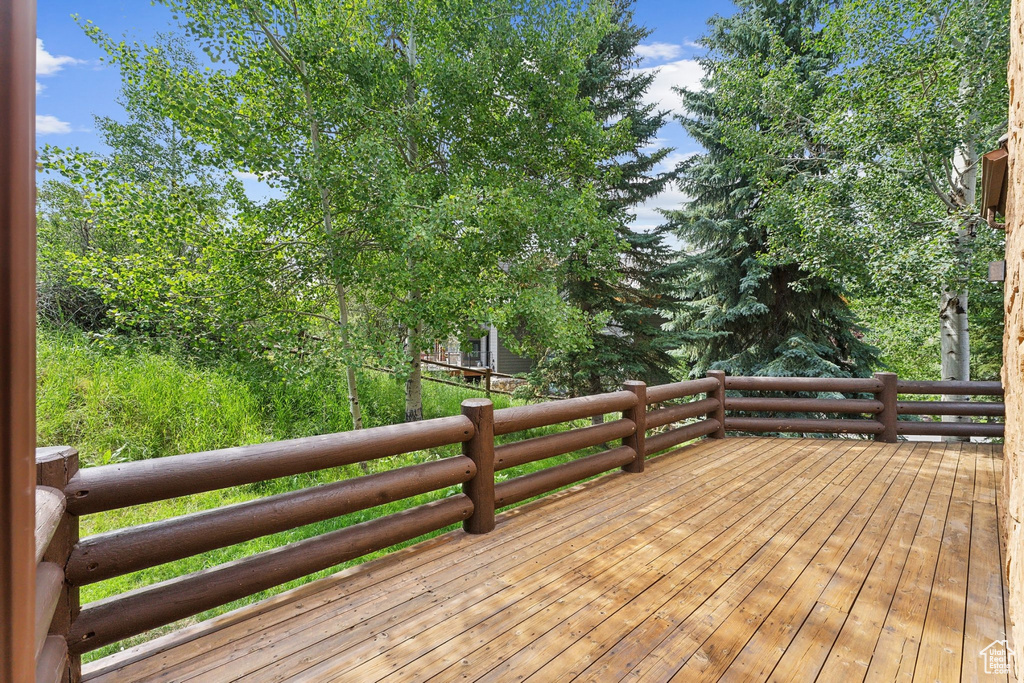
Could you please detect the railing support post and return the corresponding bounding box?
[461,399,495,534]
[707,371,727,438]
[36,447,80,682]
[874,372,898,443]
[621,381,647,473]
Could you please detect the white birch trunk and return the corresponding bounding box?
[404,323,424,422]
[939,133,977,440]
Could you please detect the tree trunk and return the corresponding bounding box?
[588,373,605,427]
[939,290,970,386]
[401,20,424,424]
[939,128,978,440]
[299,77,364,431]
[404,323,424,422]
[336,283,363,431]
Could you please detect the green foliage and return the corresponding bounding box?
[82,0,621,423]
[852,298,941,381]
[665,0,878,379]
[36,39,246,356]
[759,0,1009,377]
[531,0,683,397]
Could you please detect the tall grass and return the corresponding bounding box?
[37,329,517,467]
[37,329,608,662]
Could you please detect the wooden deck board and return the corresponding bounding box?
[82,438,1009,683]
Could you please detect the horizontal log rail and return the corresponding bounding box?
[68,495,474,655]
[646,377,720,404]
[724,417,886,435]
[646,419,722,454]
[897,422,1005,438]
[896,380,1004,395]
[898,401,1005,417]
[724,397,884,415]
[40,371,1007,670]
[34,563,64,660]
[725,376,883,393]
[65,457,477,587]
[494,446,636,508]
[494,418,635,471]
[646,398,720,430]
[34,487,65,564]
[65,415,475,515]
[35,637,69,683]
[493,391,637,435]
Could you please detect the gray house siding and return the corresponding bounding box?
[495,333,533,375]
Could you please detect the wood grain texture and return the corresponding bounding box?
[79,438,1006,683]
[0,2,39,679]
[67,456,476,586]
[66,416,475,515]
[35,486,65,565]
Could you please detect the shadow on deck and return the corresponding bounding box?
[82,437,1010,682]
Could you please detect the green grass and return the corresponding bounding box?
[37,329,617,661]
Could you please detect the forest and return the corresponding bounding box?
[33,0,1010,653]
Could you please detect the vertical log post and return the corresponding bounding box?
[874,372,898,443]
[36,447,79,682]
[461,399,495,534]
[485,369,492,399]
[707,370,727,438]
[621,381,647,473]
[1,0,38,680]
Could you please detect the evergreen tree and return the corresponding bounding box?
[533,0,683,397]
[666,0,878,378]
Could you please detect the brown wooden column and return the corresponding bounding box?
[706,371,726,438]
[874,372,899,443]
[461,399,495,534]
[621,381,646,473]
[0,0,39,680]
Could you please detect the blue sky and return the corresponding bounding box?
[35,1,736,228]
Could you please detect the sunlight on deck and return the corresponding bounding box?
[83,437,1010,682]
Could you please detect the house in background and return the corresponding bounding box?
[424,325,534,375]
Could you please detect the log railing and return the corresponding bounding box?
[36,372,1002,679]
[35,446,79,683]
[718,372,1003,440]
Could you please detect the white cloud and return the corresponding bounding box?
[36,115,71,135]
[630,184,688,233]
[628,153,700,235]
[635,42,683,62]
[36,39,82,76]
[36,39,82,95]
[634,59,705,115]
[657,151,698,175]
[639,137,668,153]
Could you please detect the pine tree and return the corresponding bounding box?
[666,0,878,379]
[534,0,683,397]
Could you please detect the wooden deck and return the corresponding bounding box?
[83,437,1012,682]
